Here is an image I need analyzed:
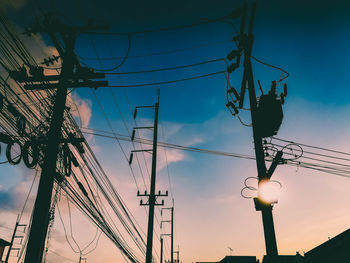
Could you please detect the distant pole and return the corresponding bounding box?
[177,246,179,263]
[171,206,174,263]
[174,246,179,263]
[24,32,76,263]
[145,94,160,263]
[243,3,278,257]
[5,220,18,263]
[160,237,163,263]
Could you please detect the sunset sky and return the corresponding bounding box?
[1,1,350,263]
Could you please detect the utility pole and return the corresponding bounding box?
[174,246,179,263]
[242,4,278,258]
[161,204,174,263]
[24,30,76,263]
[225,4,287,261]
[9,17,108,263]
[79,254,87,263]
[146,96,159,263]
[132,90,168,263]
[160,237,163,263]
[5,217,26,263]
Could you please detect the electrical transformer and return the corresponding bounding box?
[256,92,283,138]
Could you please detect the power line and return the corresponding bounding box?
[108,71,226,88]
[83,128,350,180]
[79,39,232,61]
[105,58,225,75]
[251,56,289,82]
[82,10,242,36]
[87,34,131,72]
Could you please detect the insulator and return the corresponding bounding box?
[226,102,239,116]
[227,63,239,73]
[227,87,240,102]
[131,129,135,141]
[129,152,134,165]
[63,145,72,177]
[78,182,89,197]
[43,58,50,66]
[269,80,277,95]
[71,153,79,167]
[133,108,138,119]
[283,83,288,97]
[23,26,36,36]
[75,143,85,154]
[227,50,240,61]
[16,115,27,136]
[280,94,285,104]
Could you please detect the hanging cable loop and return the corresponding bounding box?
[22,140,39,168]
[6,139,22,165]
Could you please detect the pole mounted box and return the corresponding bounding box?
[256,94,283,138]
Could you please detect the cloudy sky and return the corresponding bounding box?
[1,0,350,263]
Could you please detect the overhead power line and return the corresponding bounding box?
[83,9,244,36]
[108,71,226,88]
[105,58,225,75]
[79,39,232,61]
[82,127,350,180]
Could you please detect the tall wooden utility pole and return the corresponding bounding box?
[9,17,108,263]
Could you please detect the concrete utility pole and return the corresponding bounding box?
[243,4,278,257]
[24,32,76,263]
[171,206,174,263]
[226,3,286,260]
[174,246,179,263]
[161,204,174,263]
[10,18,108,263]
[5,217,26,263]
[133,90,168,263]
[145,98,159,263]
[160,237,164,263]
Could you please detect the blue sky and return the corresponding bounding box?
[2,1,350,263]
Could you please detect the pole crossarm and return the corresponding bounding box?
[24,80,108,90]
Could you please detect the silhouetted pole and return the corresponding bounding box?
[24,33,76,263]
[171,206,174,263]
[145,96,160,263]
[5,220,18,263]
[174,246,179,263]
[243,4,278,257]
[160,237,163,263]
